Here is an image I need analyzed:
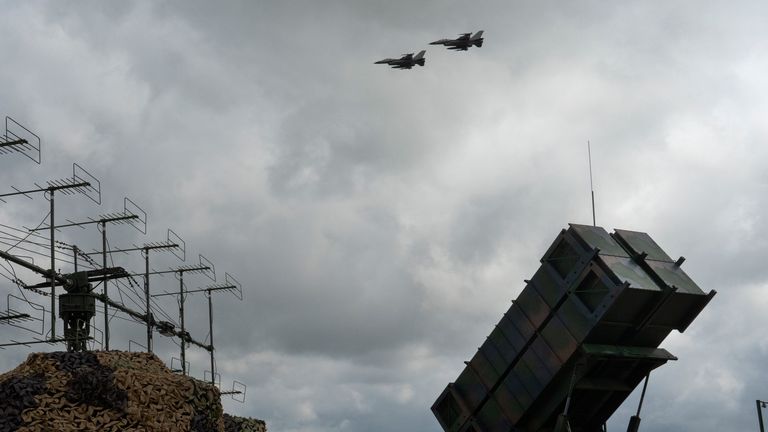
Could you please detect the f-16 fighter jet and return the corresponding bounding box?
[375,50,426,69]
[430,31,484,50]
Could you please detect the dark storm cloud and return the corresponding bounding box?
[2,1,768,431]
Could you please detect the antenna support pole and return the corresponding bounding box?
[145,248,152,353]
[208,290,215,386]
[102,221,109,350]
[180,271,186,375]
[588,141,596,226]
[49,190,56,341]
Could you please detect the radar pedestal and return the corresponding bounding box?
[24,267,130,352]
[58,272,95,352]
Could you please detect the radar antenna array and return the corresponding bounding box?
[1,117,249,400]
[0,163,101,340]
[27,196,146,350]
[150,254,214,375]
[192,273,244,386]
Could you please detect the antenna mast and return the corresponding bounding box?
[588,141,595,226]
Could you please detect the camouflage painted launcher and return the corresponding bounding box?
[432,224,716,432]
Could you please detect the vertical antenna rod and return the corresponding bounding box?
[208,290,215,385]
[588,140,596,226]
[145,249,152,353]
[102,221,109,350]
[180,271,187,375]
[49,190,56,340]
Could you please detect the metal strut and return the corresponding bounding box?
[555,361,581,432]
[627,373,650,432]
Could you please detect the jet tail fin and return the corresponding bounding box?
[414,50,426,66]
[471,30,484,47]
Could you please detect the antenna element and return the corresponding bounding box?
[588,141,596,226]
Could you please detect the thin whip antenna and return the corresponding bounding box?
[588,141,595,226]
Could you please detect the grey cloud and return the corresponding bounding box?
[2,1,768,431]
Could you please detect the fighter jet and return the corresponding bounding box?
[429,31,484,51]
[375,50,426,69]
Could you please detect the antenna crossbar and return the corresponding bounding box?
[81,242,180,256]
[0,313,31,322]
[0,181,90,199]
[29,214,138,232]
[139,265,211,280]
[186,284,238,295]
[0,139,28,148]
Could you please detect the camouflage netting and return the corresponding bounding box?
[0,351,233,431]
[223,413,267,432]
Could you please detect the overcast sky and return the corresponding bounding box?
[1,1,768,431]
